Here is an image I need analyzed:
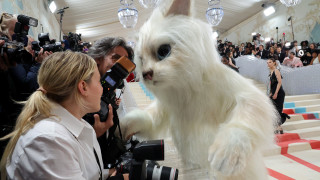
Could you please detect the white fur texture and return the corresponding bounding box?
[121,0,277,179]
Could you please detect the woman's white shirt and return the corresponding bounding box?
[6,104,108,180]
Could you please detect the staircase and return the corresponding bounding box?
[122,81,320,180]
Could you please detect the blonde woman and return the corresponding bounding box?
[0,51,127,180]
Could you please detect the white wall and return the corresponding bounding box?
[220,0,320,45]
[0,0,60,41]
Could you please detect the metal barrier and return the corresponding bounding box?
[235,55,320,95]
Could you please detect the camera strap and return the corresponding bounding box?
[93,148,103,180]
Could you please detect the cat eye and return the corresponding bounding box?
[157,44,171,60]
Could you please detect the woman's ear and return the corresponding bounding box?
[78,80,88,97]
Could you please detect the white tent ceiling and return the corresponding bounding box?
[53,0,278,43]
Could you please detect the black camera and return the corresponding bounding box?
[116,140,179,180]
[99,56,136,121]
[13,14,38,44]
[0,36,24,57]
[84,56,136,123]
[31,33,63,56]
[67,32,82,51]
[0,14,38,64]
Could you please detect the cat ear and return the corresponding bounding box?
[166,0,191,17]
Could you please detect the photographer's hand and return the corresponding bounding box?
[93,104,114,137]
[109,170,129,180]
[36,48,53,63]
[115,98,121,106]
[0,40,4,47]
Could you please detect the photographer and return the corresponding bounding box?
[63,35,70,50]
[0,12,51,155]
[253,33,264,48]
[289,40,300,57]
[87,37,134,178]
[9,36,52,98]
[0,13,51,100]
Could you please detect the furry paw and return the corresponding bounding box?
[120,109,154,140]
[208,133,252,176]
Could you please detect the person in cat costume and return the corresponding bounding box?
[121,0,277,179]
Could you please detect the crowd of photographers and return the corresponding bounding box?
[217,34,320,68]
[0,12,178,180]
[0,13,88,140]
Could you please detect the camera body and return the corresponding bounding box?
[116,140,179,180]
[0,14,38,64]
[84,56,136,123]
[0,36,25,59]
[67,32,82,51]
[13,14,38,44]
[31,33,63,56]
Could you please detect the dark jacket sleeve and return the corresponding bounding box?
[9,62,41,93]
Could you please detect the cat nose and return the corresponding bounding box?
[142,70,154,80]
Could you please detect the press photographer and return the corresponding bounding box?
[0,12,51,155]
[85,37,134,179]
[31,32,63,56]
[67,31,82,51]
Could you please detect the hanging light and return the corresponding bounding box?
[206,0,224,27]
[279,0,301,7]
[139,0,161,9]
[118,0,138,28]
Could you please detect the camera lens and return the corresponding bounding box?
[145,162,178,180]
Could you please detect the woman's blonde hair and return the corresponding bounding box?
[0,51,97,179]
[0,13,17,39]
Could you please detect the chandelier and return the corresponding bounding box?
[206,0,224,27]
[139,0,161,8]
[279,0,301,7]
[118,0,138,28]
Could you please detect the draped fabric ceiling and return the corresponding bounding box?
[53,0,278,43]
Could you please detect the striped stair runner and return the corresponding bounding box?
[121,81,320,180]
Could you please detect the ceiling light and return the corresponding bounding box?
[206,0,224,26]
[280,0,301,7]
[49,1,57,13]
[264,6,275,16]
[212,31,219,38]
[118,0,138,28]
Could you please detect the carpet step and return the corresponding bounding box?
[284,99,320,108]
[285,94,320,102]
[287,126,320,139]
[283,120,320,131]
[265,149,320,180]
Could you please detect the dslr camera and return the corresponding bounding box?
[67,32,82,51]
[115,140,179,180]
[0,14,38,64]
[85,56,136,122]
[31,33,63,56]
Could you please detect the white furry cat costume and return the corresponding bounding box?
[121,0,277,179]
